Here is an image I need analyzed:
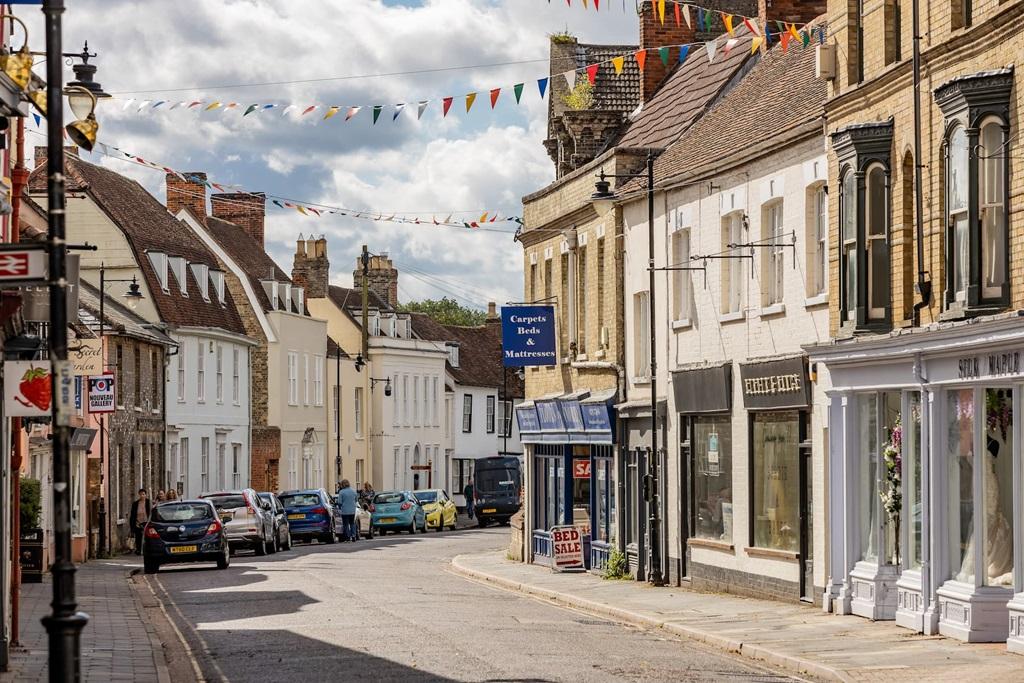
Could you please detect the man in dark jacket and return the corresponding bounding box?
[129,489,151,555]
[463,479,474,520]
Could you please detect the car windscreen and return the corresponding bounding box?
[476,468,519,494]
[374,492,405,504]
[205,494,247,510]
[414,491,438,503]
[280,493,321,508]
[152,503,213,523]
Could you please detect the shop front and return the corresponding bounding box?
[518,392,617,572]
[810,316,1024,647]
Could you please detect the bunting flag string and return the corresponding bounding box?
[110,2,824,128]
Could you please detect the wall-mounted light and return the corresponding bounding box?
[0,15,32,89]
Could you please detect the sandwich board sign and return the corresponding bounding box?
[550,525,584,571]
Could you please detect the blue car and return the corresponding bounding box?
[278,489,337,544]
[142,500,229,574]
[370,491,426,535]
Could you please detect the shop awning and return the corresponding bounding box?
[518,390,617,445]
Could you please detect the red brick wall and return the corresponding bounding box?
[758,0,827,26]
[250,426,281,492]
[166,172,208,219]
[638,1,695,102]
[211,192,267,247]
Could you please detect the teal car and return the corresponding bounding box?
[370,491,426,534]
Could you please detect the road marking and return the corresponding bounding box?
[150,574,231,683]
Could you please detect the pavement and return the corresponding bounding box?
[145,525,800,682]
[6,555,169,683]
[451,551,1024,683]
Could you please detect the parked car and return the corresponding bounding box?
[415,489,457,532]
[370,491,426,535]
[201,489,276,555]
[258,492,293,551]
[279,489,337,544]
[331,495,375,540]
[473,456,522,527]
[142,500,229,574]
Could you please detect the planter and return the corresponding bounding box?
[19,527,44,583]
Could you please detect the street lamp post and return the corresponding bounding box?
[591,150,665,586]
[96,265,143,556]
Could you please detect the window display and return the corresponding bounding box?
[859,394,879,561]
[948,389,975,583]
[693,416,733,542]
[595,456,615,544]
[753,412,799,551]
[905,393,923,570]
[983,389,1013,587]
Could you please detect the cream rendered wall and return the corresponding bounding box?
[622,137,834,592]
[326,353,365,492]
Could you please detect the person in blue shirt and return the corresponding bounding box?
[336,480,359,542]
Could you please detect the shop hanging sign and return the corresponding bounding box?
[501,305,557,367]
[3,361,53,417]
[0,244,47,288]
[550,525,585,570]
[87,373,116,414]
[71,339,104,376]
[573,458,591,479]
[739,356,810,410]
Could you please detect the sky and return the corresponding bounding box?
[14,0,640,310]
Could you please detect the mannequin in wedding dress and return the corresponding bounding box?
[958,434,1014,585]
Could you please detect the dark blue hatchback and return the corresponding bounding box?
[278,489,337,544]
[143,500,229,574]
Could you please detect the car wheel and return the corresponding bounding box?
[326,524,338,544]
[255,536,267,556]
[408,520,417,534]
[271,530,280,553]
[366,524,375,540]
[217,545,230,570]
[144,558,159,574]
[283,530,292,551]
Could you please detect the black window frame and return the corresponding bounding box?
[462,394,473,433]
[934,69,1013,317]
[831,119,894,334]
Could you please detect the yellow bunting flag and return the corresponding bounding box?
[724,14,734,36]
[657,0,665,24]
[324,106,340,120]
[750,36,763,54]
[611,55,624,75]
[466,92,477,112]
[297,206,308,216]
[789,23,801,41]
[204,101,221,111]
[480,212,489,223]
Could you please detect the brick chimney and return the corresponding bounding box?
[758,0,826,28]
[352,252,399,309]
[638,0,695,102]
[166,172,208,220]
[33,145,81,169]
[211,192,267,246]
[291,234,330,299]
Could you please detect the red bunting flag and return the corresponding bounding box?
[490,88,501,108]
[443,96,454,117]
[743,17,760,36]
[781,30,790,52]
[586,63,599,85]
[301,105,316,116]
[634,49,647,71]
[674,2,681,26]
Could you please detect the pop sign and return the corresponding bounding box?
[501,305,556,367]
[87,374,116,414]
[550,525,584,570]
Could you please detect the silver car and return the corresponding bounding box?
[331,495,374,541]
[202,489,276,555]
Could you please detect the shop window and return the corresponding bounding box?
[594,454,615,544]
[692,416,733,542]
[935,69,1012,314]
[572,447,591,534]
[905,392,923,571]
[752,412,800,552]
[948,388,976,583]
[857,392,900,565]
[533,451,564,532]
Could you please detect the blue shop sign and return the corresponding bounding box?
[536,400,566,431]
[501,305,557,367]
[516,404,540,433]
[581,403,612,432]
[560,399,585,432]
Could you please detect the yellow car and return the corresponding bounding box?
[415,489,457,532]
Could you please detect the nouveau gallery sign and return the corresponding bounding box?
[501,305,556,367]
[739,357,811,410]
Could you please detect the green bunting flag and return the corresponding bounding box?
[514,83,524,103]
[659,46,670,66]
[372,105,383,124]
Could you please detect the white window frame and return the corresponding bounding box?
[354,387,364,438]
[671,228,692,323]
[414,376,420,427]
[403,375,410,427]
[303,353,311,406]
[215,344,224,403]
[633,291,651,380]
[313,355,324,407]
[288,352,299,406]
[217,440,226,490]
[722,213,744,315]
[462,394,473,433]
[232,348,241,404]
[763,200,785,306]
[200,437,210,493]
[196,339,206,403]
[231,443,241,489]
[177,350,185,402]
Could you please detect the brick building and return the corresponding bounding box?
[806,0,1024,650]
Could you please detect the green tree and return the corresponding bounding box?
[399,298,487,327]
[20,477,42,530]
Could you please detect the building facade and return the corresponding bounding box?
[809,0,1024,650]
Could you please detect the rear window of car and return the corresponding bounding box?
[204,494,247,510]
[152,503,213,523]
[374,492,405,504]
[414,491,437,503]
[280,493,321,508]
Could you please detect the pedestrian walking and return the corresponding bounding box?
[155,490,166,503]
[359,481,375,506]
[463,479,475,520]
[129,489,151,555]
[166,489,178,501]
[337,479,359,542]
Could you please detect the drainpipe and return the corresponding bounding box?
[911,0,932,322]
[10,112,27,647]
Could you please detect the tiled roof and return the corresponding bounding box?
[648,25,827,186]
[409,313,524,398]
[577,43,642,112]
[327,336,350,359]
[327,284,388,313]
[204,216,291,314]
[616,29,756,150]
[28,156,247,336]
[78,280,175,347]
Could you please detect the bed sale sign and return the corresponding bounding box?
[550,525,584,570]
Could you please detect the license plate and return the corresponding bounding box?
[170,545,197,554]
[380,517,396,524]
[288,513,305,520]
[482,508,497,514]
[220,513,233,522]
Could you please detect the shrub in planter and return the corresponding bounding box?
[20,477,42,531]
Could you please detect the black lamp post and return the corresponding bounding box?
[591,150,666,586]
[96,265,144,556]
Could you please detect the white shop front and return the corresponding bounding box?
[809,314,1024,649]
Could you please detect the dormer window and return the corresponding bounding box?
[262,280,279,310]
[147,251,169,292]
[282,283,292,311]
[168,256,188,297]
[190,263,210,301]
[292,286,305,314]
[210,270,226,304]
[448,343,460,368]
[368,311,380,336]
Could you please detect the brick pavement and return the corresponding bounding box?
[453,551,1024,683]
[6,556,168,682]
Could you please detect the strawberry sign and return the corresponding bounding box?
[3,361,53,417]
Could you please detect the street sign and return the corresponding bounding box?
[87,373,116,414]
[550,525,585,570]
[501,305,556,367]
[572,458,591,479]
[0,244,47,288]
[55,361,74,426]
[3,361,53,416]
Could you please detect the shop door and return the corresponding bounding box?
[799,448,813,602]
[625,447,647,581]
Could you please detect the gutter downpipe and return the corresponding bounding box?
[912,0,933,322]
